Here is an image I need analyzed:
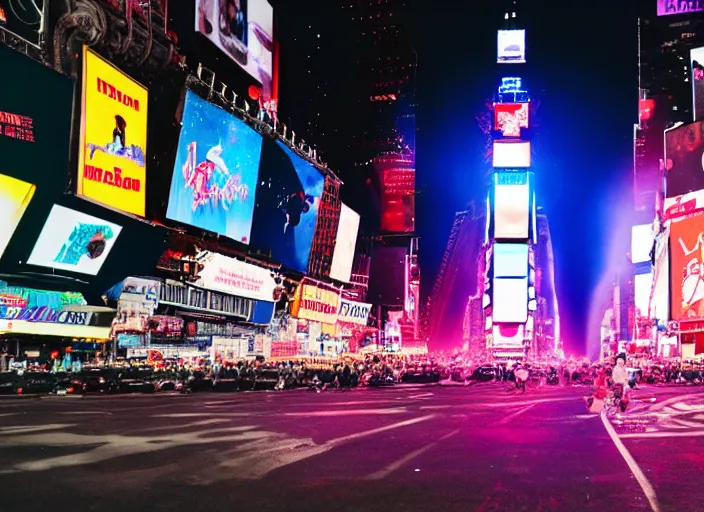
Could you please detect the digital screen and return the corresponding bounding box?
[664,121,704,198]
[166,90,262,243]
[663,189,704,220]
[494,103,529,137]
[692,47,704,122]
[492,324,524,345]
[27,205,122,276]
[330,203,360,282]
[493,277,528,323]
[497,30,526,64]
[493,141,531,168]
[634,272,653,317]
[494,243,528,278]
[250,139,324,273]
[658,0,703,16]
[77,46,148,216]
[381,167,415,233]
[368,246,407,306]
[494,183,529,239]
[0,174,35,260]
[631,224,654,264]
[195,0,274,102]
[669,212,704,320]
[652,234,670,321]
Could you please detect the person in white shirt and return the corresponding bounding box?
[612,356,629,397]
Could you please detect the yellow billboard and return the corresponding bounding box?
[293,284,340,325]
[0,173,36,260]
[77,46,148,216]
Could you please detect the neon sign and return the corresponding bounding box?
[0,111,35,142]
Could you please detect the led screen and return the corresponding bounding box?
[497,30,526,64]
[380,167,415,233]
[493,141,531,168]
[493,277,528,323]
[166,90,262,244]
[27,205,122,275]
[77,47,148,217]
[250,140,324,273]
[670,212,704,320]
[652,234,669,321]
[692,47,704,122]
[658,0,703,16]
[494,183,530,239]
[195,0,274,101]
[634,272,653,317]
[494,103,529,137]
[0,174,35,260]
[631,224,654,264]
[494,243,528,278]
[330,203,360,282]
[492,324,524,345]
[664,121,704,198]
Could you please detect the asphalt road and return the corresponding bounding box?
[0,383,702,512]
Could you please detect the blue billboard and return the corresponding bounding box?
[251,140,324,273]
[166,90,262,244]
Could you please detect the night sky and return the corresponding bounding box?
[412,1,638,354]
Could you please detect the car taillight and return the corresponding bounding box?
[16,388,23,395]
[99,377,106,384]
[66,387,74,393]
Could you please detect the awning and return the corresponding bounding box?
[0,320,111,340]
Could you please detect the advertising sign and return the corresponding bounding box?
[294,284,340,325]
[634,272,653,317]
[166,90,262,243]
[192,251,277,302]
[493,141,531,168]
[493,243,529,278]
[251,140,324,273]
[494,180,530,239]
[663,189,704,220]
[651,230,670,321]
[493,277,528,323]
[670,212,704,320]
[692,47,704,122]
[631,224,654,264]
[380,167,415,233]
[27,205,123,275]
[330,203,360,282]
[664,121,704,198]
[113,277,160,333]
[195,0,274,101]
[77,46,148,216]
[337,298,371,326]
[497,30,526,64]
[658,0,703,16]
[0,285,87,324]
[0,173,35,260]
[494,103,529,137]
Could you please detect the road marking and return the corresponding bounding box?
[493,404,536,425]
[284,408,407,417]
[601,410,660,512]
[407,392,434,399]
[365,429,460,480]
[329,414,436,446]
[648,393,703,413]
[0,424,76,435]
[619,431,704,439]
[485,396,575,408]
[59,411,114,416]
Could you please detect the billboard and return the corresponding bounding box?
[493,277,528,323]
[330,203,360,282]
[27,205,122,276]
[663,189,704,220]
[494,103,529,137]
[337,298,371,326]
[195,0,274,101]
[494,243,528,278]
[381,167,415,233]
[634,272,653,317]
[293,284,340,325]
[631,224,654,264]
[652,231,670,322]
[664,121,704,198]
[670,212,704,320]
[368,246,407,306]
[251,140,324,273]
[77,46,148,216]
[192,251,278,302]
[494,181,530,239]
[692,47,704,122]
[0,174,35,260]
[493,141,531,168]
[497,30,526,64]
[166,90,262,243]
[658,0,703,16]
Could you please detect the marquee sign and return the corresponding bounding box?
[337,298,371,326]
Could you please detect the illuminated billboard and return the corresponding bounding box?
[0,174,35,260]
[631,224,654,264]
[692,47,704,122]
[166,90,262,244]
[497,30,526,64]
[658,0,703,16]
[670,212,704,320]
[494,178,530,239]
[494,243,528,278]
[493,277,528,323]
[195,0,274,101]
[381,167,415,233]
[663,189,704,220]
[664,121,704,198]
[494,103,529,137]
[652,232,670,322]
[330,203,360,282]
[634,272,653,317]
[27,205,122,275]
[77,46,148,217]
[250,140,324,273]
[493,141,531,168]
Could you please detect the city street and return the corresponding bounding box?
[1,385,701,511]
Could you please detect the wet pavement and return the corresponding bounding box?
[0,383,701,512]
